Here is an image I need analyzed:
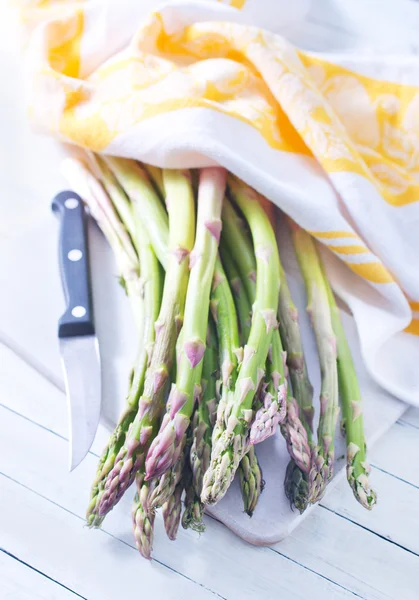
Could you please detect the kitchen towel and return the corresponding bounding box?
[16,0,419,405]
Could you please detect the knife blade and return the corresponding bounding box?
[52,190,101,471]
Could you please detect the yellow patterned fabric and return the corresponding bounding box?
[18,0,419,404]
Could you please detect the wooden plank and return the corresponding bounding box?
[0,550,80,600]
[0,475,218,600]
[370,422,419,487]
[0,402,361,600]
[275,504,419,600]
[322,469,419,557]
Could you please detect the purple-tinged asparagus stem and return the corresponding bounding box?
[321,254,376,509]
[238,445,264,517]
[145,426,190,511]
[281,388,312,474]
[97,168,195,518]
[290,222,339,505]
[202,178,280,505]
[132,447,186,552]
[145,167,226,481]
[250,336,287,445]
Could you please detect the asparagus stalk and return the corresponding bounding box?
[219,246,265,515]
[278,257,315,434]
[221,190,286,446]
[190,322,219,496]
[258,200,315,511]
[104,157,169,267]
[143,164,165,199]
[321,258,376,509]
[238,445,264,517]
[276,229,314,513]
[202,177,280,505]
[220,245,251,345]
[290,222,340,504]
[97,168,196,518]
[145,167,226,480]
[221,198,256,300]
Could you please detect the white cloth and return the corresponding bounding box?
[19,0,419,405]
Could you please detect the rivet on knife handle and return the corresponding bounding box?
[52,191,94,338]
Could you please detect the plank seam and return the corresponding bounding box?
[0,547,87,599]
[370,464,419,490]
[268,546,367,599]
[319,505,419,558]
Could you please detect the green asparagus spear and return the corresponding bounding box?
[290,222,339,504]
[321,257,376,509]
[145,167,226,480]
[202,177,280,505]
[190,322,219,496]
[220,245,251,345]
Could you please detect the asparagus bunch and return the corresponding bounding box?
[72,156,376,560]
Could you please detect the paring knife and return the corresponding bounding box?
[52,191,102,471]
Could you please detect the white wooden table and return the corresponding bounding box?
[2,1,419,598]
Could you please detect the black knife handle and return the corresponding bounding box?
[52,191,95,339]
